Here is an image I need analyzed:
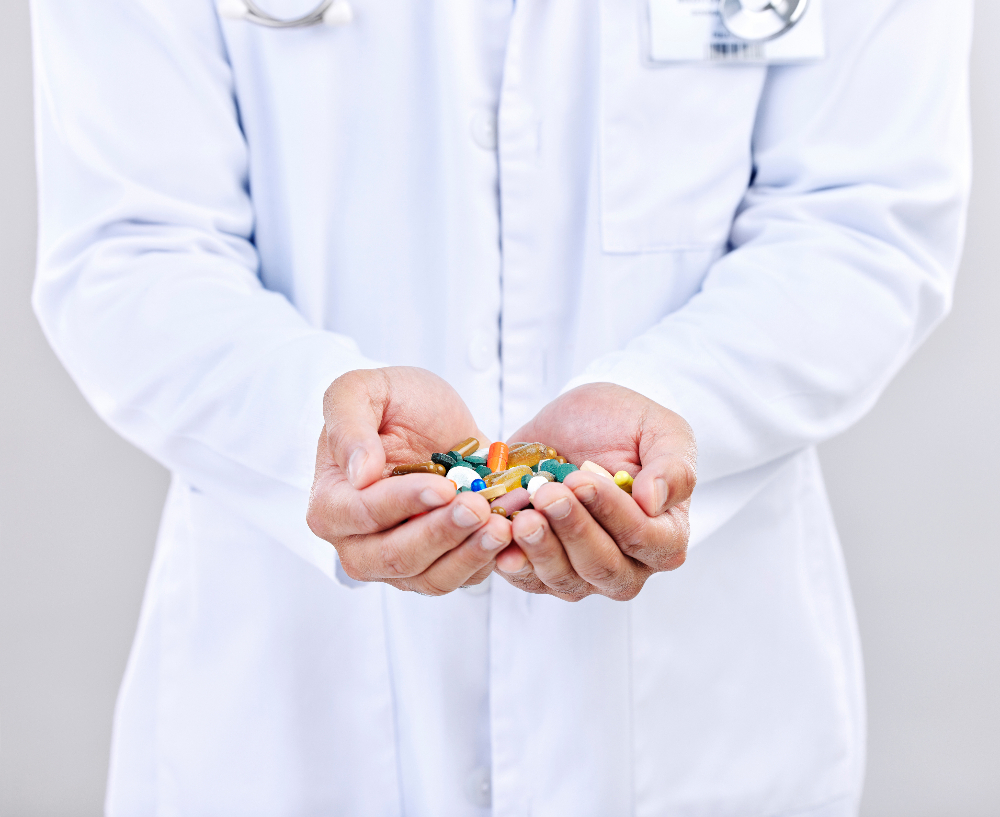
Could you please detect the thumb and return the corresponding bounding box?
[322,369,389,489]
[632,425,698,518]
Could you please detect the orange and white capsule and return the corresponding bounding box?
[487,441,509,473]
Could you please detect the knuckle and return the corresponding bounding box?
[338,553,367,583]
[411,578,451,597]
[675,457,698,501]
[559,511,593,542]
[617,521,653,557]
[554,588,591,603]
[643,540,686,573]
[579,558,621,587]
[306,501,329,541]
[328,368,368,398]
[378,538,415,578]
[547,571,587,595]
[608,573,648,601]
[354,491,384,534]
[660,547,687,572]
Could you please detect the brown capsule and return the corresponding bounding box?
[491,507,508,517]
[507,442,550,469]
[555,456,567,464]
[392,461,448,477]
[545,447,558,459]
[484,465,532,492]
[447,437,480,458]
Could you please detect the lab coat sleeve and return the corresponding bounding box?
[30,0,376,583]
[564,0,973,544]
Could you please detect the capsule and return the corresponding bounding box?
[507,442,552,469]
[446,465,481,490]
[491,507,508,517]
[484,464,533,493]
[447,437,481,458]
[614,471,634,494]
[392,461,448,477]
[487,441,509,473]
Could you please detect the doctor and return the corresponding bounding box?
[30,0,972,814]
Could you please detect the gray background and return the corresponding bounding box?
[1,0,997,814]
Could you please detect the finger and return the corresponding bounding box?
[405,515,512,595]
[492,564,553,596]
[561,470,649,547]
[562,471,687,573]
[508,508,592,600]
[464,562,496,587]
[530,481,641,599]
[323,369,391,489]
[495,543,529,574]
[347,491,493,581]
[309,471,459,540]
[632,435,698,518]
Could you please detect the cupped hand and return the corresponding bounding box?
[306,367,512,594]
[494,383,697,601]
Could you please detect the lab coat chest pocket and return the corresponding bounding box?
[599,0,767,253]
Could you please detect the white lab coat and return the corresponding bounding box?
[30,0,972,813]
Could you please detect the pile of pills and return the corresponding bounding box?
[392,437,635,518]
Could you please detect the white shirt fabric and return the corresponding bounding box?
[30,0,973,814]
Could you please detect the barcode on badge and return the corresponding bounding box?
[706,42,765,61]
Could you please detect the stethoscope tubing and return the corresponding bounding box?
[241,0,334,27]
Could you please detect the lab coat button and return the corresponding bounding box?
[467,332,495,371]
[470,112,498,151]
[465,766,492,807]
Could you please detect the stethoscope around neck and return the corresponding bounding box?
[218,0,808,40]
[217,0,354,27]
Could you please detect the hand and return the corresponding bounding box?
[494,383,697,601]
[306,367,513,594]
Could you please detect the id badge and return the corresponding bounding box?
[648,0,825,63]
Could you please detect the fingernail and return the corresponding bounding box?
[420,488,446,509]
[481,531,508,551]
[572,483,597,504]
[453,502,483,528]
[654,478,669,511]
[521,526,545,546]
[347,447,368,487]
[542,497,571,520]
